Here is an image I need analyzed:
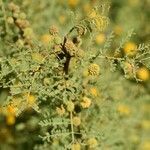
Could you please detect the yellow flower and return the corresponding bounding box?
[88,63,100,76]
[95,33,106,45]
[81,97,91,108]
[89,87,99,97]
[87,138,98,148]
[5,105,16,125]
[73,116,81,127]
[71,142,81,150]
[7,105,16,115]
[140,141,150,150]
[117,104,131,116]
[94,16,109,31]
[26,94,36,106]
[136,67,150,81]
[40,34,52,45]
[68,0,80,8]
[6,115,16,125]
[124,42,137,57]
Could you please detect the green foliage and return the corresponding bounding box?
[0,0,150,150]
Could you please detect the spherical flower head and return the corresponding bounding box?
[7,105,16,115]
[95,33,106,45]
[66,101,74,112]
[89,87,99,97]
[73,116,81,127]
[81,97,91,108]
[41,34,52,45]
[124,42,137,57]
[5,104,16,125]
[71,142,81,150]
[26,94,36,106]
[88,63,100,76]
[94,15,109,31]
[140,141,150,150]
[6,115,16,125]
[49,25,59,35]
[68,0,80,8]
[87,138,98,148]
[136,67,150,81]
